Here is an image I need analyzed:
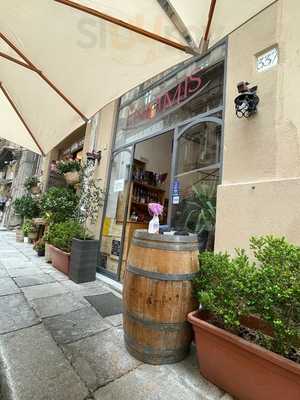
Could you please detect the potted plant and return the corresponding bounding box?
[33,238,45,257]
[40,187,78,223]
[13,195,40,242]
[182,184,216,251]
[24,176,40,194]
[69,163,104,284]
[27,220,38,241]
[57,159,81,185]
[22,219,32,243]
[188,236,300,400]
[43,228,52,263]
[47,220,85,275]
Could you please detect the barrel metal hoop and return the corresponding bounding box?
[132,238,198,251]
[124,333,189,359]
[127,264,197,281]
[124,309,190,332]
[134,229,198,244]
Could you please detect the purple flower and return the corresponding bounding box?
[148,203,163,216]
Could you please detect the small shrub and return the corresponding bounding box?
[56,159,81,175]
[22,219,36,236]
[47,220,85,253]
[14,195,40,219]
[40,187,78,223]
[33,238,45,252]
[193,235,300,358]
[24,176,39,191]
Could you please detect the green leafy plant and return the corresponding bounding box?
[22,219,37,236]
[76,161,105,239]
[193,235,300,358]
[183,184,216,234]
[14,195,41,220]
[33,238,45,252]
[40,187,78,223]
[47,220,86,253]
[56,159,81,175]
[24,176,39,191]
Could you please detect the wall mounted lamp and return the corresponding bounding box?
[86,150,102,163]
[234,81,259,118]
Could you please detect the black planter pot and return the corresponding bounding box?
[37,249,45,257]
[197,230,209,251]
[70,238,99,284]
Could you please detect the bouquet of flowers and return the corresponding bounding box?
[148,203,163,234]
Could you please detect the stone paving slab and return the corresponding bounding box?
[94,359,223,400]
[0,294,40,334]
[6,268,45,278]
[31,292,90,318]
[0,324,89,400]
[0,277,20,297]
[0,269,8,278]
[47,269,69,281]
[13,273,56,287]
[44,306,110,345]
[60,280,110,298]
[63,327,142,390]
[22,282,68,300]
[104,313,123,327]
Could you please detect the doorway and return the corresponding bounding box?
[98,131,173,281]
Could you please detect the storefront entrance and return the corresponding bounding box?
[98,43,226,281]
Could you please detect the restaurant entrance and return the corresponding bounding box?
[98,43,226,281]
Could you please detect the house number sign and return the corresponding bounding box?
[256,47,278,72]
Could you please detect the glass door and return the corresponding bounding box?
[98,148,133,279]
[169,117,222,249]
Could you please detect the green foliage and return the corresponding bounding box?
[76,161,104,239]
[193,236,300,358]
[40,187,78,223]
[56,159,81,175]
[24,176,39,191]
[183,184,216,234]
[22,219,36,236]
[33,238,45,252]
[14,195,40,219]
[47,220,86,253]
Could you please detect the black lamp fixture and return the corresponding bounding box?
[86,150,102,163]
[234,81,259,118]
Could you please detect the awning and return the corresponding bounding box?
[0,0,276,155]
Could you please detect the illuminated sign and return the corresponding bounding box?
[126,70,209,130]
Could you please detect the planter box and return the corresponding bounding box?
[49,245,70,275]
[188,311,300,400]
[69,238,98,283]
[45,242,52,263]
[16,229,24,242]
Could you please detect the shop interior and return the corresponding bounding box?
[99,131,173,279]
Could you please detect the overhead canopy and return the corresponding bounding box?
[0,0,276,155]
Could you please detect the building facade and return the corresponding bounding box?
[41,0,300,282]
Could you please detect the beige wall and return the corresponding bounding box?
[82,101,118,238]
[215,0,300,252]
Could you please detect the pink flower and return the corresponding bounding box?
[148,203,163,216]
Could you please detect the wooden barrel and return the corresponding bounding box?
[123,230,199,365]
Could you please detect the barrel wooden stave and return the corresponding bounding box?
[123,230,198,365]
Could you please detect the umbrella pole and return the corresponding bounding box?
[0,82,45,156]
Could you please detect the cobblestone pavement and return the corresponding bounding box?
[0,230,232,400]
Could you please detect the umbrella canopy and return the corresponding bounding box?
[0,0,275,155]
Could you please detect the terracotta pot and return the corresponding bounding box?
[31,186,41,195]
[28,231,38,240]
[45,242,52,263]
[32,217,46,226]
[64,171,80,185]
[49,244,70,275]
[188,311,300,400]
[16,228,24,242]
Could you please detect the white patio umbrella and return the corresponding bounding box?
[0,0,275,155]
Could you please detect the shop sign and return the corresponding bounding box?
[126,70,210,130]
[111,239,121,257]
